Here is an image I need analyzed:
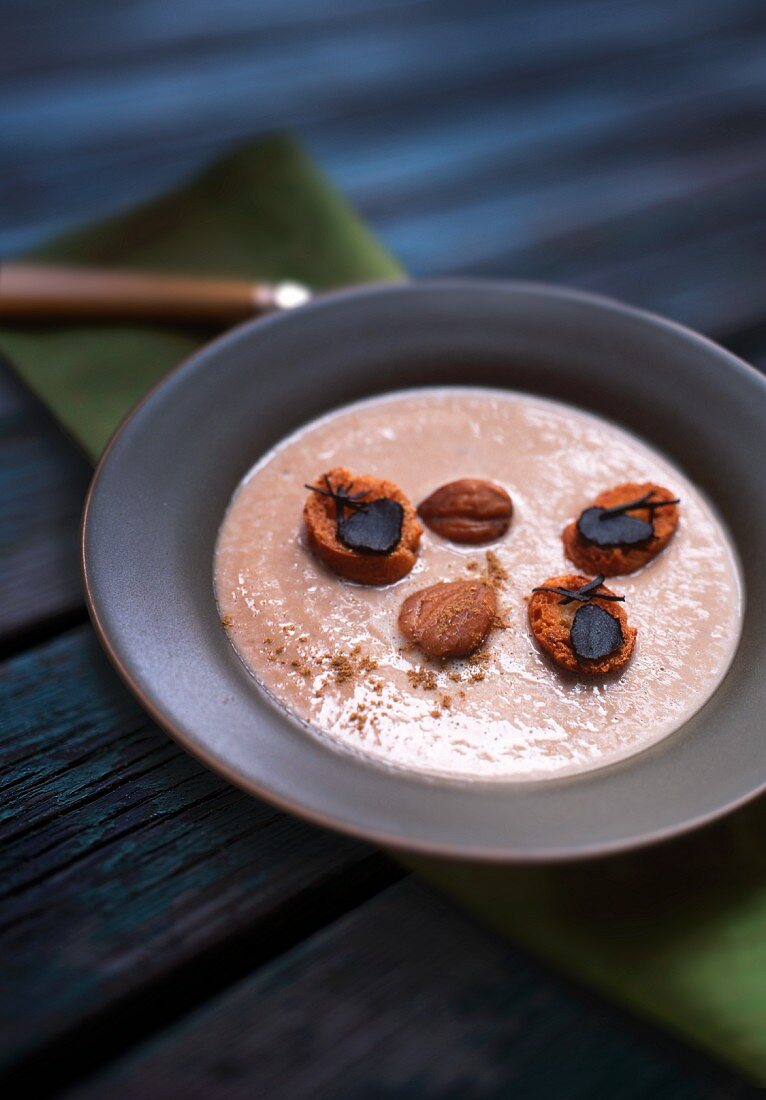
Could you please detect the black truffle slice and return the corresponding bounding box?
[305,476,405,556]
[576,506,653,547]
[570,603,624,661]
[337,498,404,555]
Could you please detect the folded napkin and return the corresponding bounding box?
[3,136,765,1083]
[3,136,401,458]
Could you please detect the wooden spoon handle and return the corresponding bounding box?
[0,263,311,325]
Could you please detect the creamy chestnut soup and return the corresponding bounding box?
[215,388,742,781]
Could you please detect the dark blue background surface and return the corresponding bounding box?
[3,0,766,344]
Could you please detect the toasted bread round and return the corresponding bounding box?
[563,482,679,576]
[304,467,422,585]
[528,573,636,675]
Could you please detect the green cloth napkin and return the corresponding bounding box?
[3,135,765,1083]
[407,801,766,1083]
[3,136,401,458]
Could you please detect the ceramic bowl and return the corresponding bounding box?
[82,281,766,861]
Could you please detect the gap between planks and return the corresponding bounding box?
[0,824,401,1099]
[0,625,404,1094]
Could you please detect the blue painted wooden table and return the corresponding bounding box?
[2,0,765,1094]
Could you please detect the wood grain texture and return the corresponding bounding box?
[3,0,766,306]
[64,880,754,1100]
[0,358,90,651]
[0,625,398,1089]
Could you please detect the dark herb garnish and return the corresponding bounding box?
[577,491,680,548]
[306,476,370,509]
[570,603,624,661]
[532,574,624,605]
[306,476,404,555]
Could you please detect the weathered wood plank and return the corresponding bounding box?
[0,625,399,1089]
[313,62,766,209]
[0,358,90,651]
[5,0,760,119]
[375,137,766,278]
[64,880,754,1099]
[730,328,766,374]
[472,204,766,339]
[3,0,766,262]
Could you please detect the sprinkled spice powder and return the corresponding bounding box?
[484,550,508,587]
[329,655,355,683]
[407,667,438,691]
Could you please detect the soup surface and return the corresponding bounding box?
[215,388,742,781]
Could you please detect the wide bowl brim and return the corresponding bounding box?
[82,279,766,862]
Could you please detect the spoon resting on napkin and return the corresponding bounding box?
[0,263,311,326]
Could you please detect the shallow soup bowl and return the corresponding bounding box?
[82,280,766,862]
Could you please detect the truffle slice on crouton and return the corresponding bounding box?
[563,482,679,576]
[304,466,422,585]
[528,573,636,675]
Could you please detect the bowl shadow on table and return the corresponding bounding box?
[406,794,766,1079]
